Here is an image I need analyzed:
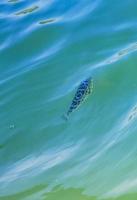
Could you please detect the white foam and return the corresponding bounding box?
[0,143,81,185]
[102,177,137,199]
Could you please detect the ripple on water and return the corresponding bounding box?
[16,5,39,16]
[102,177,137,199]
[89,41,137,72]
[39,18,55,25]
[121,104,137,128]
[105,42,137,65]
[8,0,19,3]
[0,142,82,195]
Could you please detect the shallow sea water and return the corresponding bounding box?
[1,0,137,200]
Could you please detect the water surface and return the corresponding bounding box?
[1,0,137,200]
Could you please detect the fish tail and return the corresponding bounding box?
[62,113,69,121]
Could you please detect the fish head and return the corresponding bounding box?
[87,76,93,84]
[86,76,94,92]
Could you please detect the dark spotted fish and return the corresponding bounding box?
[63,77,93,120]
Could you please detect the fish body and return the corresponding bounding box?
[64,77,93,119]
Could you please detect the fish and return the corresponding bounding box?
[63,77,93,120]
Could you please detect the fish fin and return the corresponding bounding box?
[62,114,69,121]
[87,88,91,94]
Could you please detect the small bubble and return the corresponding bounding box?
[9,124,15,129]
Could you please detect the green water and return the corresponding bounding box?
[1,0,137,200]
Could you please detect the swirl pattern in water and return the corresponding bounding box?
[0,0,137,200]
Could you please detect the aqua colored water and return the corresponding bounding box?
[1,0,137,200]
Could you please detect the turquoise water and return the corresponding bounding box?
[1,0,137,199]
